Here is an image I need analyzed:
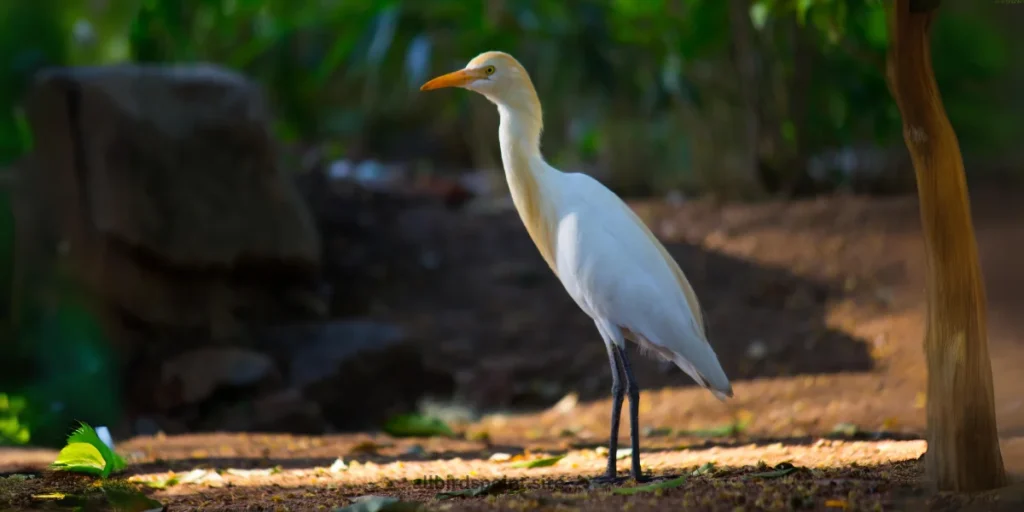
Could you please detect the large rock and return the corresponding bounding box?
[256,320,455,431]
[24,64,319,267]
[197,387,326,435]
[14,64,322,343]
[158,347,280,410]
[8,64,328,437]
[121,321,453,436]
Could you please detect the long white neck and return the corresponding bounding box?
[495,103,558,272]
[497,104,544,177]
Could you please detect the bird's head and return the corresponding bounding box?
[420,51,540,115]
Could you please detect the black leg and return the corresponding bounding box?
[616,344,649,483]
[591,343,624,484]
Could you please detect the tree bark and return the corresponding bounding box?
[886,0,1006,492]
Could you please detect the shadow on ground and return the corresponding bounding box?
[379,206,875,412]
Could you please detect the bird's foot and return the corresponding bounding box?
[631,472,651,484]
[589,473,626,487]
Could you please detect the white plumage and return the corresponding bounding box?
[422,50,731,482]
[545,170,732,399]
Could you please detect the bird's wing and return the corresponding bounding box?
[552,172,731,397]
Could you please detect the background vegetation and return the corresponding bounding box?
[0,0,1019,446]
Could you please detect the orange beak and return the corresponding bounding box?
[420,68,483,91]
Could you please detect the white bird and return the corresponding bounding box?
[421,51,732,484]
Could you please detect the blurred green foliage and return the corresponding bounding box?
[0,0,1016,186]
[0,259,122,447]
[0,393,30,445]
[0,0,1017,446]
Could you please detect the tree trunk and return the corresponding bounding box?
[886,0,1006,492]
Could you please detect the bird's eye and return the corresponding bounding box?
[484,65,495,75]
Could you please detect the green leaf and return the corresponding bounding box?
[677,417,749,438]
[31,493,67,500]
[746,462,800,479]
[0,393,26,414]
[0,417,30,445]
[862,3,888,48]
[333,495,421,512]
[67,422,126,477]
[643,427,673,437]
[828,422,859,438]
[382,414,453,438]
[796,0,814,26]
[749,1,770,31]
[509,455,565,469]
[142,476,179,489]
[611,476,687,495]
[0,393,30,445]
[691,462,716,476]
[781,121,796,144]
[49,442,106,476]
[436,480,513,500]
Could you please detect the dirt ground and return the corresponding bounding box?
[3,189,1024,510]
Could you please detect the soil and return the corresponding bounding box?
[3,188,1024,511]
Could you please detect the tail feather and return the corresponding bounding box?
[674,353,733,402]
[642,311,732,400]
[625,325,733,401]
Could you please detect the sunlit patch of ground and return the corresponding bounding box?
[3,433,933,511]
[6,434,1022,511]
[123,438,927,490]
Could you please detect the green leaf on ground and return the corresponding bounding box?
[30,493,67,500]
[50,422,126,478]
[642,426,673,437]
[677,413,752,438]
[747,462,800,479]
[141,475,180,489]
[334,495,421,512]
[509,455,565,468]
[436,480,514,500]
[382,414,454,438]
[67,422,127,476]
[611,476,687,495]
[828,422,859,438]
[692,462,716,476]
[50,442,106,476]
[678,424,736,437]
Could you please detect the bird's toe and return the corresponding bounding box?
[589,473,626,487]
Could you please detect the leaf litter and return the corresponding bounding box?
[611,476,688,495]
[746,462,801,479]
[28,480,165,511]
[435,479,516,500]
[382,414,454,438]
[509,454,565,468]
[334,495,421,512]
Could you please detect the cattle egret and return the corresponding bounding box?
[421,51,733,483]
